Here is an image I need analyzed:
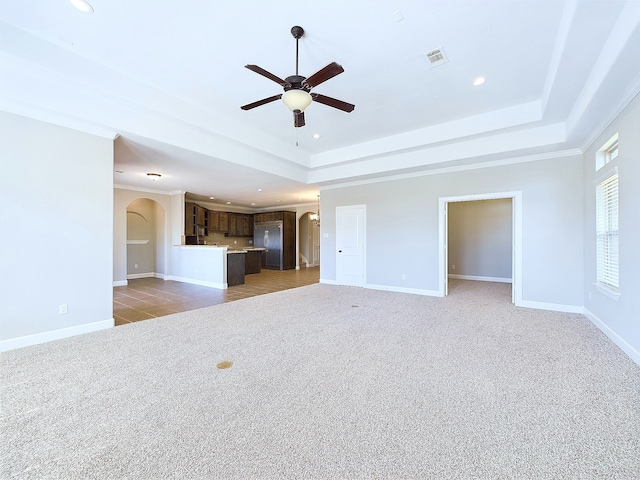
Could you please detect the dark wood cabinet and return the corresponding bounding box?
[185,202,207,235]
[208,210,219,231]
[229,214,238,236]
[227,253,245,286]
[227,213,254,237]
[185,202,252,237]
[185,202,196,235]
[254,212,284,223]
[206,210,229,233]
[218,212,229,233]
[281,211,296,270]
[245,250,262,274]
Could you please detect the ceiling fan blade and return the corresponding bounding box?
[241,94,282,110]
[303,62,344,89]
[294,110,305,128]
[245,65,291,87]
[311,93,355,113]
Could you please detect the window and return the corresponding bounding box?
[606,141,619,163]
[596,133,618,170]
[596,169,619,293]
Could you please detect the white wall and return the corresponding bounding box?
[320,154,584,308]
[0,112,114,349]
[583,94,640,363]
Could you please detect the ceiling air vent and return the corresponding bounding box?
[424,47,448,67]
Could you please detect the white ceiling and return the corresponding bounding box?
[1,0,638,208]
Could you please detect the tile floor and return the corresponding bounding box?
[113,267,320,326]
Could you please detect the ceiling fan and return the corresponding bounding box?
[241,26,355,128]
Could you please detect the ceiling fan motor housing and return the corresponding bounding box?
[284,75,308,92]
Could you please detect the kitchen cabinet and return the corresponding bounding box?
[218,212,229,233]
[228,213,254,237]
[244,250,262,274]
[244,215,254,236]
[254,212,284,223]
[185,202,196,235]
[227,252,246,286]
[207,210,229,233]
[229,214,238,236]
[208,210,219,231]
[185,202,208,236]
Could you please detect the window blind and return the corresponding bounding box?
[596,173,619,290]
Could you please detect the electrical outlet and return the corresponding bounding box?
[401,274,406,280]
[134,264,139,269]
[234,240,237,244]
[451,264,456,270]
[59,304,68,315]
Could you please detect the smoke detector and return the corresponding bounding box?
[424,47,448,67]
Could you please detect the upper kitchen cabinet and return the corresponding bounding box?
[185,202,209,236]
[207,210,229,233]
[228,213,254,237]
[254,212,284,223]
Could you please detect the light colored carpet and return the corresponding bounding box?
[2,281,639,479]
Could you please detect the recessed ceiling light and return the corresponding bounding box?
[473,76,486,86]
[251,203,256,206]
[209,196,215,200]
[313,133,320,139]
[226,201,231,205]
[257,188,263,192]
[70,0,94,14]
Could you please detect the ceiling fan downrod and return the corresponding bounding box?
[291,26,304,77]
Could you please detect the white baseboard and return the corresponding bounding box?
[449,274,512,283]
[583,308,640,366]
[166,275,227,290]
[516,299,583,313]
[115,273,167,286]
[366,283,441,297]
[319,279,440,297]
[0,318,114,352]
[126,272,154,280]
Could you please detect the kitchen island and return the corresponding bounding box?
[171,245,264,289]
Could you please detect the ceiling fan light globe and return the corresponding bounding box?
[282,89,312,112]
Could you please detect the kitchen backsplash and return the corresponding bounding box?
[204,231,254,247]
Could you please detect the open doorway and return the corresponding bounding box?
[439,192,522,304]
[298,212,320,268]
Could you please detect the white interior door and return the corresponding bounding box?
[336,205,365,286]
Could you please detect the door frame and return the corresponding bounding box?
[438,191,522,305]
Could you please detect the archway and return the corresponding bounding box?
[298,212,320,268]
[126,198,166,280]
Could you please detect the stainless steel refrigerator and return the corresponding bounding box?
[254,222,283,270]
